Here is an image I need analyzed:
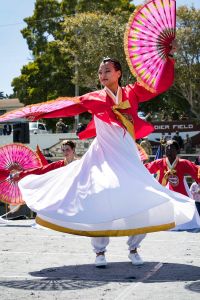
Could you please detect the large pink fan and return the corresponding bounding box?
[0,144,42,205]
[0,97,85,123]
[124,0,176,92]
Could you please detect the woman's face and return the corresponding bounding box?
[98,61,121,90]
[61,144,74,160]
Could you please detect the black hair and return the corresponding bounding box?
[61,140,76,150]
[165,139,180,153]
[101,57,122,86]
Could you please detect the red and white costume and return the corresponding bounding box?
[78,59,175,140]
[145,157,200,196]
[145,157,200,230]
[17,58,196,236]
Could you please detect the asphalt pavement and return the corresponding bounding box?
[0,219,200,300]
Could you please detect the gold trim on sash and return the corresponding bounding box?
[162,169,177,186]
[112,100,136,140]
[36,216,175,237]
[162,157,179,186]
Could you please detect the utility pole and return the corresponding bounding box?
[74,55,79,131]
[74,1,79,132]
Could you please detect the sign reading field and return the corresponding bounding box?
[153,121,200,133]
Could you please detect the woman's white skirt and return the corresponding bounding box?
[19,117,196,236]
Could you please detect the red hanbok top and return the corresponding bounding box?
[78,58,174,140]
[145,158,200,196]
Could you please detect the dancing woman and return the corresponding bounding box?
[145,140,200,231]
[12,53,194,267]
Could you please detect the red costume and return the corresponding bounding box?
[0,169,9,182]
[145,157,200,196]
[18,160,66,180]
[78,58,174,140]
[0,57,174,141]
[39,58,174,140]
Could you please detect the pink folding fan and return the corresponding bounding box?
[124,0,176,92]
[0,143,42,205]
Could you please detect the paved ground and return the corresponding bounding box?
[0,219,200,300]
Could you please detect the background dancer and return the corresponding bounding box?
[12,140,77,180]
[145,140,200,230]
[145,140,200,196]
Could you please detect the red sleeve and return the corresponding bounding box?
[0,169,10,181]
[183,160,200,183]
[19,160,65,179]
[132,58,175,103]
[78,118,96,140]
[145,160,161,174]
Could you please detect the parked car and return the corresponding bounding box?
[29,122,48,134]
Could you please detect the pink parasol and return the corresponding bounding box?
[124,0,176,92]
[0,143,43,205]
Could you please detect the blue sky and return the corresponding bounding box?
[0,0,199,96]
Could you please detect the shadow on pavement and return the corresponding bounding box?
[0,224,32,228]
[0,262,199,291]
[185,281,200,293]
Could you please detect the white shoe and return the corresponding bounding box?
[95,255,107,267]
[128,252,144,265]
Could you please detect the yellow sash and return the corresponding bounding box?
[162,158,178,186]
[112,100,135,140]
[162,169,177,186]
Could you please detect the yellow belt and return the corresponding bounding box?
[112,100,135,140]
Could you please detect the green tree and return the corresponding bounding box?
[13,0,134,103]
[75,0,133,14]
[20,0,133,57]
[12,42,75,104]
[21,0,63,56]
[175,6,200,118]
[12,0,134,130]
[58,12,132,90]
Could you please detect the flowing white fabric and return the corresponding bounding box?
[19,117,195,235]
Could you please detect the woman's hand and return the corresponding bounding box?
[9,171,21,181]
[169,39,177,56]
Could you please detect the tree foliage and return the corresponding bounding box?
[21,0,62,56]
[175,6,200,118]
[12,0,134,104]
[75,0,133,14]
[12,0,134,129]
[12,42,75,105]
[58,12,132,90]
